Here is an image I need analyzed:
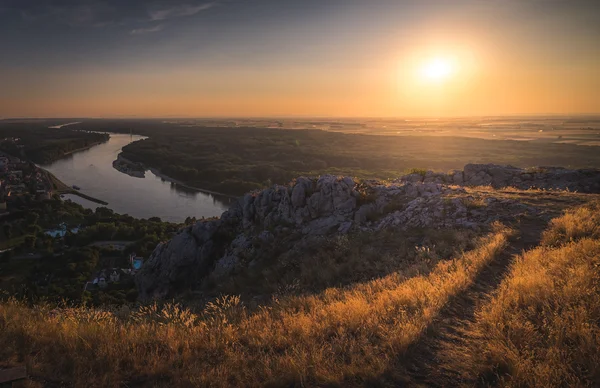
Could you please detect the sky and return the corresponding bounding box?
[0,0,599,118]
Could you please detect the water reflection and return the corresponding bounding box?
[42,134,233,223]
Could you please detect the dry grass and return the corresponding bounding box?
[464,201,600,387]
[0,224,513,387]
[541,200,600,246]
[210,228,479,298]
[460,196,488,210]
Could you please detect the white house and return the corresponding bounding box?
[109,270,120,283]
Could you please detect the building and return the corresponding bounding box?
[45,223,81,238]
[36,189,52,201]
[109,270,120,283]
[8,170,22,179]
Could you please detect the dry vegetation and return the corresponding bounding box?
[0,224,512,387]
[206,227,479,298]
[460,200,600,387]
[2,200,599,387]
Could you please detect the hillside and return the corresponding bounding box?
[1,164,600,387]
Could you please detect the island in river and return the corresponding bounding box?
[112,154,145,178]
[40,134,232,223]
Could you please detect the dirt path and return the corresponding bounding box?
[395,218,547,387]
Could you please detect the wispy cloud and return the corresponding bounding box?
[148,2,215,21]
[131,23,164,34]
[3,0,220,32]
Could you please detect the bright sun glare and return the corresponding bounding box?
[420,58,454,82]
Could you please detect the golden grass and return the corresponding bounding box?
[465,201,600,387]
[0,224,513,387]
[541,200,600,246]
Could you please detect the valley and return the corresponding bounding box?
[0,118,599,387]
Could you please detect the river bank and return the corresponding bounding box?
[42,167,109,205]
[61,141,106,157]
[148,168,238,199]
[39,133,229,222]
[112,153,145,178]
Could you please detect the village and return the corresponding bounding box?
[0,150,54,214]
[0,145,177,306]
[83,252,144,292]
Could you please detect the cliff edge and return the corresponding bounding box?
[135,163,600,300]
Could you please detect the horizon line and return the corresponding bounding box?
[2,113,600,121]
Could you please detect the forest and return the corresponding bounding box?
[0,197,183,306]
[0,121,109,164]
[85,122,600,195]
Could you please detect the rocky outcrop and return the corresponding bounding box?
[135,220,223,299]
[135,164,600,299]
[417,163,600,193]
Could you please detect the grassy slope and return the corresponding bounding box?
[0,225,512,387]
[460,201,600,387]
[1,199,599,387]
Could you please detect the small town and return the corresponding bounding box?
[0,136,179,308]
[0,150,54,213]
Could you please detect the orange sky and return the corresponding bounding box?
[1,0,599,118]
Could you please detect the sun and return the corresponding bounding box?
[420,57,454,82]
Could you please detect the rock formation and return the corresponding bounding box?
[135,164,600,299]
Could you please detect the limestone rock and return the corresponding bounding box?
[135,163,600,300]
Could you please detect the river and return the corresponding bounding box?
[41,134,233,223]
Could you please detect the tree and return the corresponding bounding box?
[24,234,37,249]
[25,211,39,226]
[3,223,11,241]
[184,216,197,226]
[1,249,12,263]
[95,207,114,218]
[27,224,42,235]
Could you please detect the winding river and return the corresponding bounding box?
[41,134,233,223]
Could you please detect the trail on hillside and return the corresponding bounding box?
[388,218,547,387]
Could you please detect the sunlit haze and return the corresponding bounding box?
[420,58,455,82]
[1,0,599,118]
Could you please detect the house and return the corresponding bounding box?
[45,223,80,238]
[36,189,52,201]
[9,170,22,179]
[109,270,120,283]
